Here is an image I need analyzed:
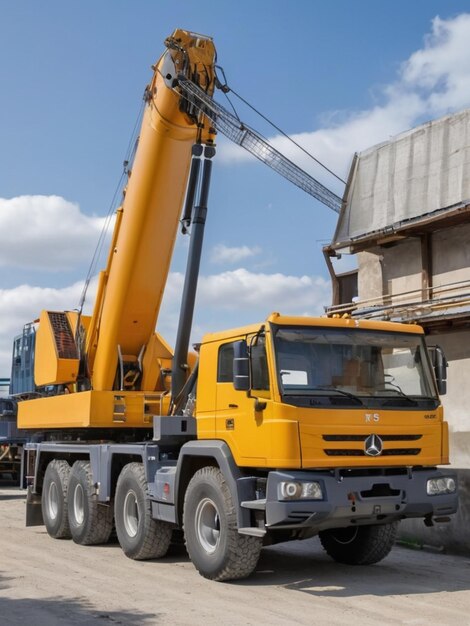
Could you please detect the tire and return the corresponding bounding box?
[183,466,262,581]
[68,460,113,545]
[319,522,399,565]
[115,463,171,560]
[42,459,71,539]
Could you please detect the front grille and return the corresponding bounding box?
[324,448,421,457]
[383,448,420,456]
[323,434,422,442]
[321,434,423,457]
[325,449,364,456]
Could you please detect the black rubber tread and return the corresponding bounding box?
[319,522,399,565]
[68,460,113,546]
[183,466,262,582]
[42,459,71,539]
[115,462,172,560]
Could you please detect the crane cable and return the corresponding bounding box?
[176,74,343,213]
[214,65,346,186]
[77,99,146,315]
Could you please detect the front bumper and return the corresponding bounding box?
[264,468,458,531]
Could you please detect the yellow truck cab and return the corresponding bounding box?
[199,313,449,467]
[188,313,456,546]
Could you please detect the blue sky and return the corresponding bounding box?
[1,1,470,374]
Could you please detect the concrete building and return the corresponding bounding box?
[324,109,470,553]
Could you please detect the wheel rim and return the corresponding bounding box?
[123,490,140,538]
[73,483,85,526]
[47,482,59,520]
[195,497,220,554]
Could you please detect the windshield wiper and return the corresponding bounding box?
[309,386,364,405]
[375,387,419,406]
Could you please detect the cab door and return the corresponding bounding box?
[215,339,272,466]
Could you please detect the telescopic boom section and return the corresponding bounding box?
[87,30,217,391]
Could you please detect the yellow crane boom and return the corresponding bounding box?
[32,30,217,398]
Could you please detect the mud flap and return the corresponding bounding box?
[26,486,44,527]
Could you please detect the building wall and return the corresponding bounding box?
[358,240,470,460]
[357,239,423,303]
[357,243,470,553]
[382,239,422,299]
[357,248,383,300]
[423,330,470,466]
[433,223,470,293]
[358,224,470,305]
[357,249,383,301]
[401,329,470,552]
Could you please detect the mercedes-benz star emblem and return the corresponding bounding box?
[364,434,383,456]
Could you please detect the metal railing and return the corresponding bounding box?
[326,278,470,321]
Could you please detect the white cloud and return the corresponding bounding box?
[0,195,109,271]
[211,243,261,264]
[161,268,329,317]
[158,268,331,346]
[400,14,470,112]
[218,14,470,184]
[199,268,329,311]
[0,270,330,375]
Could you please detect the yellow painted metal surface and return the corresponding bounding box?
[87,30,217,392]
[34,310,80,386]
[201,312,424,346]
[18,389,170,429]
[213,395,302,468]
[203,392,445,469]
[194,340,218,440]
[196,318,449,470]
[297,406,445,468]
[22,30,219,430]
[441,419,449,464]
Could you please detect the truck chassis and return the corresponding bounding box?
[24,416,458,581]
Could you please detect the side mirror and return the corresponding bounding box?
[429,345,447,395]
[233,340,250,391]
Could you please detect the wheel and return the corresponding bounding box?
[319,522,399,565]
[42,459,71,539]
[68,460,113,545]
[183,466,262,581]
[115,462,171,560]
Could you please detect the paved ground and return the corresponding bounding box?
[1,477,470,625]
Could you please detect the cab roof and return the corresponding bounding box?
[201,312,423,344]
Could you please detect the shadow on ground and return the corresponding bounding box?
[0,572,159,625]
[237,538,470,596]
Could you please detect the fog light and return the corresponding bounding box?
[300,482,323,499]
[427,477,457,495]
[279,481,323,500]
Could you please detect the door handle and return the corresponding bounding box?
[228,404,238,408]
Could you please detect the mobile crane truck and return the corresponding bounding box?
[17,29,457,582]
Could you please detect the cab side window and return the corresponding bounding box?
[217,343,234,383]
[251,339,269,391]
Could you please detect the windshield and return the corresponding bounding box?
[273,325,438,409]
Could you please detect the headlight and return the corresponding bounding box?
[426,477,456,496]
[279,481,323,500]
